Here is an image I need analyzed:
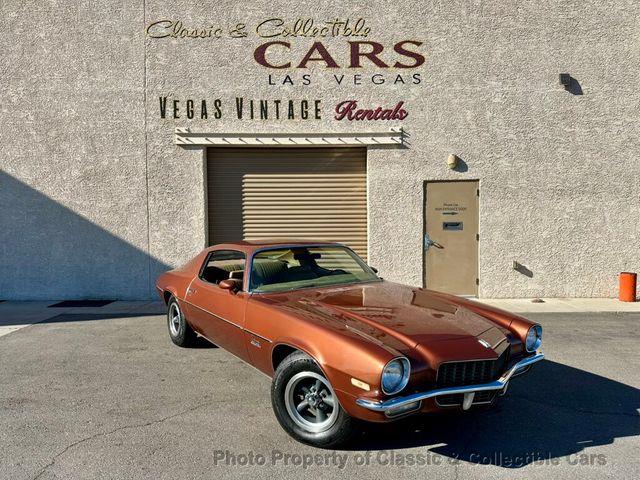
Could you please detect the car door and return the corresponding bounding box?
[185,249,251,362]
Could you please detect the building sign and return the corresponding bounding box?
[146,18,373,39]
[147,17,424,122]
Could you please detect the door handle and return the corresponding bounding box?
[424,234,444,250]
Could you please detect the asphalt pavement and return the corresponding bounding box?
[0,306,638,480]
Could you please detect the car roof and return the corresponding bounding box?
[208,239,343,254]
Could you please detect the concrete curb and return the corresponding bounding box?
[477,298,640,313]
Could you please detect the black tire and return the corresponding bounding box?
[166,296,197,347]
[271,351,356,448]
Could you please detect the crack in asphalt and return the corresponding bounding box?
[24,390,638,479]
[30,400,229,480]
[509,394,640,418]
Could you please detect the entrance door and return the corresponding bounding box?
[424,181,479,296]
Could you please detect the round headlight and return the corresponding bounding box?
[381,357,410,395]
[525,325,543,352]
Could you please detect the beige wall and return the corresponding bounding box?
[1,0,639,299]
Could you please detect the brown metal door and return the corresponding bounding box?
[207,147,368,260]
[424,181,479,296]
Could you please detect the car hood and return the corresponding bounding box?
[264,281,507,356]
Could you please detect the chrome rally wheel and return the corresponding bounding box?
[166,296,197,347]
[168,301,181,336]
[284,372,338,433]
[271,351,356,447]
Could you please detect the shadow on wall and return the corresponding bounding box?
[565,76,584,95]
[353,360,640,467]
[513,261,534,278]
[0,171,170,300]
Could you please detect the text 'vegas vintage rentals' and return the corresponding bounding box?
[156,240,544,447]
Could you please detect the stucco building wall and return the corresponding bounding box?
[1,0,638,299]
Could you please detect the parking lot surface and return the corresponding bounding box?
[0,306,638,480]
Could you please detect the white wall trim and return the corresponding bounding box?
[174,128,405,147]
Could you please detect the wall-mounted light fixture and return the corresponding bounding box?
[559,73,572,89]
[447,154,459,170]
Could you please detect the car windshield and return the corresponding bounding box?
[249,246,380,293]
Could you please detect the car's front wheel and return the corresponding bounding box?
[166,296,197,347]
[271,351,356,447]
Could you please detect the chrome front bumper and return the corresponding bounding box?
[356,353,544,416]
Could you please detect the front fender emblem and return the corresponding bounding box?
[250,339,261,348]
[477,339,491,349]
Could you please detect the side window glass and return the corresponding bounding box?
[200,250,246,286]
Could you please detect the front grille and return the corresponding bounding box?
[436,348,510,388]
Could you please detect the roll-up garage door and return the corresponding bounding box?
[207,147,367,259]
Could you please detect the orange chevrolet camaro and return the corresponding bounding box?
[156,240,543,447]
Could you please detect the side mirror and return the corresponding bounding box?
[219,279,241,294]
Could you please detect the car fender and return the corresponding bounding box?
[269,329,394,412]
[429,290,537,344]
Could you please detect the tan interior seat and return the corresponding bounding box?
[202,263,244,284]
[252,259,288,287]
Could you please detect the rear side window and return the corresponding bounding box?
[199,250,246,286]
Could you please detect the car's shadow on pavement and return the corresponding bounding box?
[193,336,219,348]
[349,360,640,468]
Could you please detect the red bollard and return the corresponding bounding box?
[619,272,637,302]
